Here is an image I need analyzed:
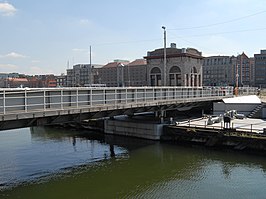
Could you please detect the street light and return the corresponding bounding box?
[235,63,239,96]
[162,26,167,86]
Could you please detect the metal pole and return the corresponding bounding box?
[128,65,130,86]
[162,26,167,86]
[3,90,5,114]
[235,63,239,96]
[89,45,93,85]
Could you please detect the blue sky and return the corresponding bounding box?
[0,0,266,75]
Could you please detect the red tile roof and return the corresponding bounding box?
[102,61,129,68]
[8,78,28,82]
[128,59,147,66]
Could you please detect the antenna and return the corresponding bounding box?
[89,45,92,67]
[67,60,70,69]
[89,45,93,84]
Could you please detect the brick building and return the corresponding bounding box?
[203,53,255,87]
[255,50,266,88]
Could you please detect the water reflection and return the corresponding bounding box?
[0,127,127,191]
[1,127,266,199]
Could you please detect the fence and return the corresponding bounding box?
[0,86,234,114]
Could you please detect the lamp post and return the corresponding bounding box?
[162,26,167,86]
[127,64,130,86]
[89,45,93,85]
[235,63,239,96]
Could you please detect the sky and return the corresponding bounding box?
[0,0,266,75]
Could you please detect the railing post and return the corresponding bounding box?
[90,88,92,107]
[44,90,46,111]
[135,88,137,103]
[61,89,63,110]
[115,88,117,106]
[76,88,79,108]
[24,89,27,112]
[125,88,127,104]
[144,88,146,102]
[104,88,107,105]
[3,90,5,114]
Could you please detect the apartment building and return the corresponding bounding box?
[66,64,103,87]
[203,53,255,87]
[255,50,266,88]
[203,56,235,86]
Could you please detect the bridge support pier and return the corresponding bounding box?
[155,110,166,124]
[104,118,166,140]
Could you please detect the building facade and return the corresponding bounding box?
[66,64,96,87]
[66,45,203,88]
[56,74,66,87]
[95,60,130,87]
[0,74,57,88]
[125,59,147,86]
[203,53,255,87]
[145,45,203,87]
[236,53,255,87]
[203,56,235,86]
[255,50,266,88]
[95,59,147,87]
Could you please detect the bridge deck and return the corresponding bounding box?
[1,86,257,130]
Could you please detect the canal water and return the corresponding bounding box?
[1,127,266,199]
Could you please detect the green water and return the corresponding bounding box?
[1,127,266,199]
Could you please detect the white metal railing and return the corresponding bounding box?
[238,87,258,95]
[0,86,234,115]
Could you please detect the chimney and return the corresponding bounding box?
[170,43,176,48]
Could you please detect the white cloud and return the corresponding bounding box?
[0,2,17,16]
[72,48,87,52]
[0,64,18,72]
[79,19,92,26]
[1,52,27,59]
[31,60,41,63]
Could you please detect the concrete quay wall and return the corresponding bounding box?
[104,119,165,140]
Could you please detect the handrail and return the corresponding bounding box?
[0,86,234,115]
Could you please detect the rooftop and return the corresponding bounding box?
[102,61,130,68]
[127,59,147,66]
[144,47,203,60]
[223,95,261,104]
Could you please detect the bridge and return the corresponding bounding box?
[0,86,238,130]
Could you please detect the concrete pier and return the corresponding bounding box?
[162,117,266,153]
[104,118,165,140]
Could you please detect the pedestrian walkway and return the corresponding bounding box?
[176,117,266,134]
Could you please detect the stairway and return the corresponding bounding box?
[248,103,264,118]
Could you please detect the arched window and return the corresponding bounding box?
[169,66,181,86]
[192,67,197,73]
[151,67,161,74]
[150,67,161,86]
[169,66,181,73]
[190,67,198,87]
